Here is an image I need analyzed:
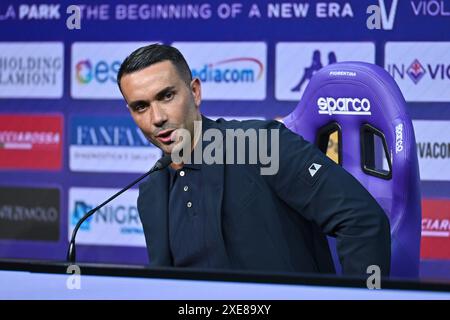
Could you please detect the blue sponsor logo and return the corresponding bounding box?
[191,57,264,83]
[70,116,154,147]
[70,199,143,235]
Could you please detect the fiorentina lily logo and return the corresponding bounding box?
[407,59,426,84]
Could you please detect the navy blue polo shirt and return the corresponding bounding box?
[168,162,219,267]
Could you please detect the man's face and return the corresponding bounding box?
[120,60,201,155]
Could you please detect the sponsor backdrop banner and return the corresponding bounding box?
[172,41,268,100]
[68,187,145,247]
[0,0,449,280]
[71,42,152,99]
[0,187,60,241]
[0,42,64,99]
[421,199,450,260]
[275,42,375,101]
[69,115,161,173]
[385,42,450,102]
[413,120,450,182]
[0,114,63,170]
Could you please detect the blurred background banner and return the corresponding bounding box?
[0,0,449,280]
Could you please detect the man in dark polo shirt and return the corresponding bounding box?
[117,44,391,276]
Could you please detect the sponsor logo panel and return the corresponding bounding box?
[71,42,152,99]
[275,42,375,101]
[413,120,450,181]
[0,114,63,170]
[385,42,450,102]
[0,42,63,98]
[172,42,267,100]
[421,198,450,260]
[69,115,161,173]
[0,186,60,241]
[68,187,145,247]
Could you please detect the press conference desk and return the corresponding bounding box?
[0,259,449,300]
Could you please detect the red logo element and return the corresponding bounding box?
[421,199,450,259]
[0,114,63,170]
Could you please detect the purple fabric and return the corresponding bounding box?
[283,62,422,279]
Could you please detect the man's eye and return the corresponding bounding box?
[163,91,174,101]
[135,105,148,112]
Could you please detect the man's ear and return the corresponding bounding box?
[190,78,202,108]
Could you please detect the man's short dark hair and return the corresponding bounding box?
[117,43,192,91]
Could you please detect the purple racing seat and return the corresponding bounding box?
[283,62,422,278]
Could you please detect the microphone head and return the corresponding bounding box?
[155,154,172,170]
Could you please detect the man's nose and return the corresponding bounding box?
[150,104,167,127]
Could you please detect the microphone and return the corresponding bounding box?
[66,155,172,263]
